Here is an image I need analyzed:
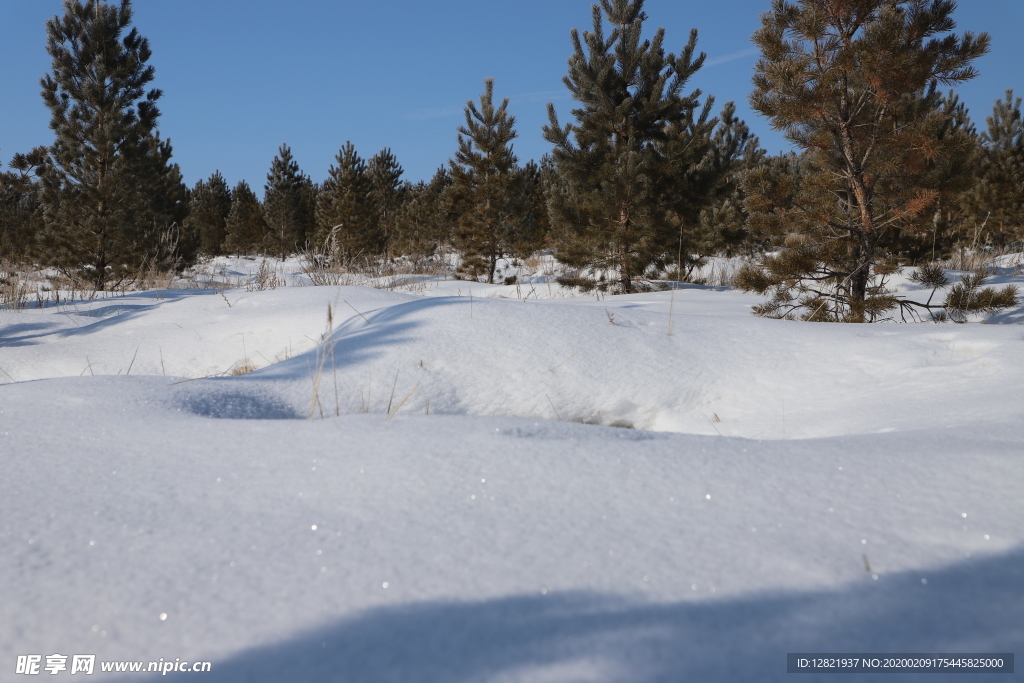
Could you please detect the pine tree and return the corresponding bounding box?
[223,181,268,255]
[367,148,405,256]
[143,133,190,268]
[543,0,730,293]
[512,159,551,259]
[884,91,980,263]
[970,90,1024,247]
[733,150,807,253]
[392,167,454,258]
[448,78,529,284]
[263,144,313,256]
[185,171,232,257]
[2,150,46,262]
[35,0,186,290]
[738,0,992,322]
[689,102,764,266]
[315,142,377,258]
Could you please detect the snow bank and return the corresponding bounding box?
[5,283,1024,438]
[253,289,1024,437]
[0,286,417,380]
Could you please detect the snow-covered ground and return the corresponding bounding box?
[2,259,1022,682]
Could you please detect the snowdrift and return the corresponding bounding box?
[5,281,1022,438]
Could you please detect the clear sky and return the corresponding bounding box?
[1,0,1021,190]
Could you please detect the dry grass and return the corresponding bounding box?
[308,303,336,419]
[521,250,561,276]
[939,246,1024,275]
[666,258,744,287]
[227,361,257,376]
[0,265,31,311]
[245,259,281,291]
[118,259,177,292]
[298,244,454,292]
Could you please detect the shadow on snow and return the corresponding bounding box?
[142,546,1023,682]
[172,298,465,419]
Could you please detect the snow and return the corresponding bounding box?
[1,260,1022,681]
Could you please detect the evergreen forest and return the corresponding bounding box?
[2,0,1022,322]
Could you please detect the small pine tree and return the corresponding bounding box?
[969,90,1024,247]
[898,92,981,263]
[315,142,378,257]
[2,150,46,262]
[739,0,991,321]
[689,102,764,266]
[511,159,550,259]
[903,263,1017,323]
[263,144,313,256]
[143,133,190,268]
[392,166,454,258]
[36,0,186,290]
[185,171,232,257]
[448,78,530,284]
[367,148,405,256]
[224,180,268,255]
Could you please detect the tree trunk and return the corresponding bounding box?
[487,242,497,285]
[848,232,873,322]
[618,204,633,294]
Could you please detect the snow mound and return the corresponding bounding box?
[241,292,1024,438]
[4,281,1023,438]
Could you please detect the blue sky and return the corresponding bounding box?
[1,0,1021,190]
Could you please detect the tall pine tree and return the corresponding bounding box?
[738,0,991,321]
[36,0,186,290]
[543,0,731,293]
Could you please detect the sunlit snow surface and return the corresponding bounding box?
[2,264,1022,682]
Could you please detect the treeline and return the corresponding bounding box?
[2,0,1022,321]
